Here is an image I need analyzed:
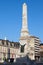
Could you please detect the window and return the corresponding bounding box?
[20,45,24,53]
[10,43,12,46]
[30,47,34,51]
[2,41,4,45]
[14,44,15,47]
[6,42,8,46]
[8,48,10,58]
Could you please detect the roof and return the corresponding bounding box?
[30,36,39,39]
[40,43,43,46]
[0,39,20,48]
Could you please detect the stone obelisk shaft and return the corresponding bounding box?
[21,3,29,37]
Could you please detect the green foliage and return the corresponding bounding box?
[3,57,8,62]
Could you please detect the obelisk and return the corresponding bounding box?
[21,3,29,37]
[19,3,29,54]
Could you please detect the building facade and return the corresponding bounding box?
[40,44,43,62]
[0,39,20,62]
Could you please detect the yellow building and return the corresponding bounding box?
[0,39,20,62]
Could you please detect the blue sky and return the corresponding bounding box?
[0,0,43,42]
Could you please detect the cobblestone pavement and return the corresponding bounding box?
[0,62,43,65]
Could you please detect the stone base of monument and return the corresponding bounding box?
[16,56,32,65]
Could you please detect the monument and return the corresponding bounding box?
[19,3,29,57]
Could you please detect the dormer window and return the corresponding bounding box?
[10,43,12,46]
[2,41,4,45]
[14,44,15,46]
[6,42,8,46]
